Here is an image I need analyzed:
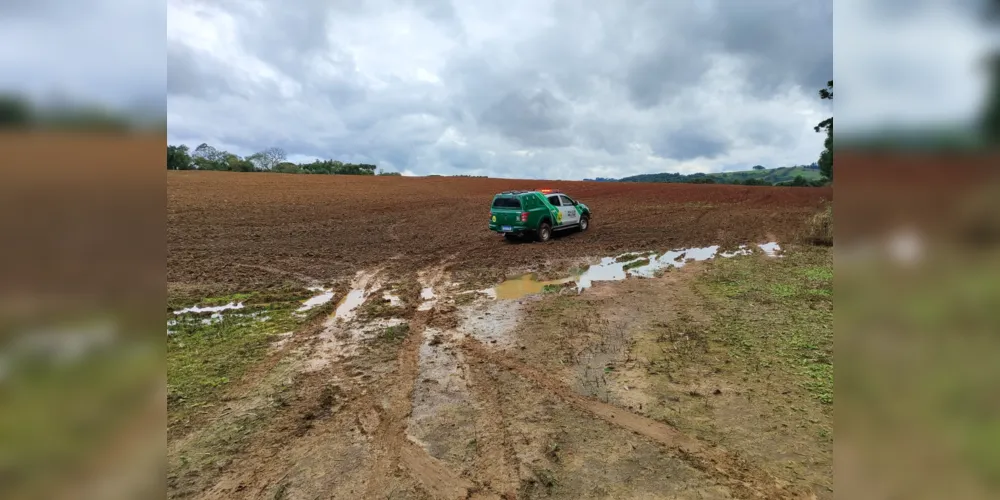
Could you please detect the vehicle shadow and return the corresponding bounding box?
[500,228,582,244]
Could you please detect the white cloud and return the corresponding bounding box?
[163,0,835,179]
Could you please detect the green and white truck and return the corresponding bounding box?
[489,189,591,242]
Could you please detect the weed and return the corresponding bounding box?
[699,246,833,406]
[168,304,300,431]
[770,283,798,298]
[622,258,650,271]
[615,253,640,263]
[379,324,410,343]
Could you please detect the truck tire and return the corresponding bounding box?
[536,222,552,242]
[579,214,590,232]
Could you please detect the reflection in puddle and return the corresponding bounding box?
[330,271,380,322]
[758,242,782,257]
[298,287,335,312]
[383,292,403,307]
[490,242,782,300]
[334,288,367,321]
[173,302,245,315]
[417,287,437,311]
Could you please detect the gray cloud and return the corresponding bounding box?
[167,0,834,179]
[652,126,731,162]
[480,89,573,148]
[1,0,164,108]
[168,44,230,99]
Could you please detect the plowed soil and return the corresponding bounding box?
[168,171,831,293]
[167,171,833,500]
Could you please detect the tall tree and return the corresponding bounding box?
[248,147,286,171]
[167,144,192,170]
[192,143,228,170]
[983,1,1000,144]
[814,80,833,180]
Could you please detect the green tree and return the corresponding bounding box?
[752,165,765,170]
[814,80,833,180]
[274,162,301,174]
[192,143,229,170]
[0,94,32,128]
[982,51,1000,144]
[167,144,192,170]
[790,174,809,187]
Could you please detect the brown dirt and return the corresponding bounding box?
[167,171,833,499]
[168,171,831,293]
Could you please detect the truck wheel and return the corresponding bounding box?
[536,222,552,242]
[579,214,589,232]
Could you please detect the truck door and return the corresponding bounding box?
[557,195,580,225]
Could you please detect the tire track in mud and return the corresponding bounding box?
[465,362,521,498]
[362,262,507,500]
[361,315,424,499]
[460,338,807,500]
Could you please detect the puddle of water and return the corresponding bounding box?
[417,287,437,311]
[758,242,782,257]
[298,288,335,312]
[493,274,575,300]
[327,271,381,323]
[627,245,720,278]
[383,291,403,307]
[720,245,752,258]
[334,288,367,321]
[489,242,782,299]
[574,255,644,291]
[173,302,244,315]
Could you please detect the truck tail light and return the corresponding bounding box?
[521,212,529,222]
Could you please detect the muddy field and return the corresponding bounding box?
[167,172,833,500]
[168,172,831,295]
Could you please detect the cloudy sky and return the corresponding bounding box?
[165,0,834,179]
[5,1,993,179]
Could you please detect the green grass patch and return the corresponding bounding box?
[200,293,252,306]
[698,246,833,405]
[1,331,161,499]
[622,258,651,271]
[615,253,640,263]
[167,302,303,431]
[378,324,410,343]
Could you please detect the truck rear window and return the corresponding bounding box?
[492,197,522,209]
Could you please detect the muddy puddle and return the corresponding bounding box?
[491,242,782,300]
[492,274,575,300]
[173,301,245,315]
[417,287,437,311]
[329,271,381,322]
[297,287,335,312]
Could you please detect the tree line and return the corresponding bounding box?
[1,93,162,132]
[167,143,398,175]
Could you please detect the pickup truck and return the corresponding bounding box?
[489,189,591,242]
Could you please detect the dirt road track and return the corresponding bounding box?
[168,172,831,293]
[460,339,805,500]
